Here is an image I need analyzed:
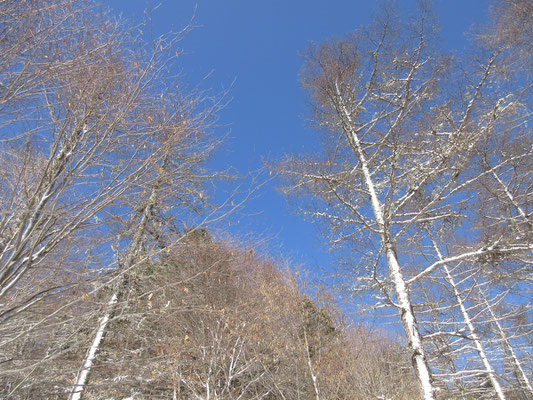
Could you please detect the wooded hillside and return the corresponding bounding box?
[2,237,420,399]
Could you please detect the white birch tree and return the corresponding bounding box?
[279,1,532,397]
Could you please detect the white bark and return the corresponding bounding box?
[336,86,436,400]
[480,291,533,396]
[69,184,159,399]
[69,292,118,400]
[303,330,321,400]
[489,168,528,221]
[429,237,506,400]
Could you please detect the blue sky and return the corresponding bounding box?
[106,0,488,277]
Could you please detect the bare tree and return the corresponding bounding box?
[0,0,228,396]
[279,1,532,398]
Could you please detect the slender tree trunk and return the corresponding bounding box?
[488,167,528,222]
[484,164,533,397]
[336,94,436,400]
[68,293,118,400]
[429,236,506,400]
[480,290,533,397]
[303,329,321,400]
[421,284,469,398]
[69,183,159,400]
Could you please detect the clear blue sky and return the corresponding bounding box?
[105,0,488,277]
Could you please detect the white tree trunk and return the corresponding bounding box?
[303,330,321,400]
[69,292,118,400]
[480,290,533,396]
[69,185,159,399]
[337,94,436,400]
[430,238,506,400]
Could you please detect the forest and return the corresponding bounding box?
[0,0,531,399]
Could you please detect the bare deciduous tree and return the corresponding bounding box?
[279,1,532,398]
[0,0,227,396]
